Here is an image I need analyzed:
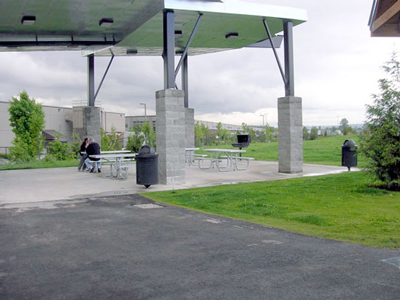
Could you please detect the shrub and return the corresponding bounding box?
[47,140,73,161]
[359,52,400,190]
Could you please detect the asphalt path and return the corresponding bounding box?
[1,194,399,300]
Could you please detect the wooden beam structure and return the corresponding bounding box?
[369,0,400,37]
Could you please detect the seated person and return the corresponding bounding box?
[78,137,88,171]
[84,137,101,173]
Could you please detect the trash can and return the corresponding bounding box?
[136,145,158,188]
[341,139,357,171]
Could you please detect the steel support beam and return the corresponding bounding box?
[88,54,95,107]
[163,10,175,89]
[284,20,295,97]
[94,55,114,101]
[182,55,189,108]
[175,13,202,80]
[263,19,287,87]
[263,19,295,97]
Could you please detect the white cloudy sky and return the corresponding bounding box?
[0,0,399,127]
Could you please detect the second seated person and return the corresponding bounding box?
[84,137,101,173]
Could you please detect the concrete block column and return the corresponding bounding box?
[83,106,101,146]
[278,96,303,173]
[185,108,195,148]
[73,106,101,146]
[156,89,186,185]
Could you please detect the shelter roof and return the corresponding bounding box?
[369,0,400,37]
[0,0,307,56]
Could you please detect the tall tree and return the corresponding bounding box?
[310,126,319,140]
[141,121,156,149]
[8,91,45,162]
[194,122,203,147]
[241,122,248,134]
[216,122,223,145]
[359,52,400,190]
[265,125,274,142]
[303,127,309,140]
[339,118,351,135]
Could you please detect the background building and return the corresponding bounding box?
[0,101,125,154]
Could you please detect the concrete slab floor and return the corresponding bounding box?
[0,161,357,205]
[0,161,355,205]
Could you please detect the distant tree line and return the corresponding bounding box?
[194,122,278,147]
[303,118,355,141]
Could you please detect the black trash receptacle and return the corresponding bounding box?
[341,139,357,171]
[136,145,158,188]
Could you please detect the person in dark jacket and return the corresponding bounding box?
[78,137,88,171]
[84,137,101,173]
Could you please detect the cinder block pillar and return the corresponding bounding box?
[185,108,195,148]
[156,89,186,184]
[83,106,101,146]
[278,96,303,173]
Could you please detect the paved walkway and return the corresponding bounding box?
[1,162,399,299]
[1,161,350,204]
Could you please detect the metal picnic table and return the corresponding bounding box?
[89,153,137,179]
[199,149,252,172]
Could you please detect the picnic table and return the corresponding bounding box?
[198,149,253,172]
[89,153,137,179]
[101,150,131,154]
[185,148,204,166]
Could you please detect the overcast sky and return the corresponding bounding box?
[0,0,399,127]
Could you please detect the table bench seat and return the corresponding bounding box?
[88,153,137,179]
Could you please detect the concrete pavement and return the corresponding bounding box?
[0,161,351,204]
[1,194,399,300]
[1,161,399,299]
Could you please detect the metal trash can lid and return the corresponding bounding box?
[138,145,156,155]
[343,139,357,148]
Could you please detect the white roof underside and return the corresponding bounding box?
[0,0,307,56]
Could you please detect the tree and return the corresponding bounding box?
[101,126,122,151]
[310,127,319,140]
[194,122,211,146]
[194,122,203,147]
[141,121,156,149]
[265,125,274,142]
[303,127,309,140]
[359,52,400,190]
[248,128,256,143]
[8,91,45,162]
[339,118,351,135]
[216,122,223,145]
[241,122,248,134]
[126,125,144,152]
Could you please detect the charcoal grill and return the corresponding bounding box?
[232,134,251,155]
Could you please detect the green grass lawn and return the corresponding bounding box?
[0,158,79,170]
[144,171,400,249]
[199,134,366,167]
[4,134,398,250]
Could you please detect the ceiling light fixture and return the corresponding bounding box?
[21,15,36,26]
[175,30,183,35]
[99,18,114,27]
[225,32,239,39]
